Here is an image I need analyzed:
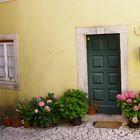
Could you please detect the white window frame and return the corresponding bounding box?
[0,0,11,2]
[0,35,19,89]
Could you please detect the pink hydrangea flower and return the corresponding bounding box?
[34,109,39,113]
[44,105,51,112]
[47,100,52,104]
[116,94,126,101]
[38,101,45,107]
[35,96,41,99]
[133,105,139,111]
[125,91,135,99]
[53,96,58,100]
[35,96,42,102]
[126,98,132,103]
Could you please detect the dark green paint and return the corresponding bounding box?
[87,34,121,114]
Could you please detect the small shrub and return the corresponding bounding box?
[57,89,88,120]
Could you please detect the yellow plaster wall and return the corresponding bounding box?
[0,0,140,106]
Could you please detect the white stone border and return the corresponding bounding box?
[76,26,128,95]
[0,0,11,2]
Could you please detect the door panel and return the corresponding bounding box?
[87,34,121,114]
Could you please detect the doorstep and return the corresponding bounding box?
[82,114,125,122]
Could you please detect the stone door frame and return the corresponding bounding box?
[76,26,128,95]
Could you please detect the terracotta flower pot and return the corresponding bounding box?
[47,123,54,128]
[87,106,96,115]
[24,120,31,128]
[12,117,22,128]
[3,116,13,127]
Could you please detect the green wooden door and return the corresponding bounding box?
[87,34,121,114]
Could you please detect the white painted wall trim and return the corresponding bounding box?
[76,26,128,94]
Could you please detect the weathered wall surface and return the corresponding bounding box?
[0,0,140,106]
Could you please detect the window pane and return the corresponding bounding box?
[0,66,5,78]
[0,35,18,89]
[7,44,14,56]
[0,56,4,66]
[8,67,15,80]
[0,44,4,56]
[7,56,14,67]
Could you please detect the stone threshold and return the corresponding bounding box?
[82,114,125,122]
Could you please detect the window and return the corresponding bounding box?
[0,35,19,89]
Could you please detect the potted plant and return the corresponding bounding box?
[57,89,88,126]
[3,116,13,127]
[2,106,15,127]
[16,103,33,128]
[17,93,61,128]
[116,90,140,128]
[12,111,23,128]
[87,101,99,115]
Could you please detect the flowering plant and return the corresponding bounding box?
[17,93,61,127]
[116,90,140,124]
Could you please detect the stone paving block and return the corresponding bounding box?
[0,122,140,140]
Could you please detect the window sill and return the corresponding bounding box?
[0,81,19,90]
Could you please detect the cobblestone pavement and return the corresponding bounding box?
[0,122,140,140]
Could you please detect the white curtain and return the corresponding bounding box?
[7,44,14,56]
[0,43,15,80]
[7,45,15,79]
